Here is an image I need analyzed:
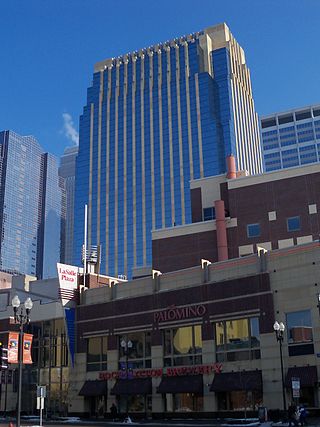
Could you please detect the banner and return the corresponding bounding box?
[23,333,33,364]
[8,332,19,364]
[57,263,79,306]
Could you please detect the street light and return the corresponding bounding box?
[12,295,33,427]
[273,321,287,417]
[120,339,133,416]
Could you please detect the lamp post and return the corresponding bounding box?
[120,338,133,416]
[12,295,33,427]
[273,321,286,417]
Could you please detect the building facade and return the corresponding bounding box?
[59,146,78,265]
[0,244,320,418]
[0,131,63,279]
[73,22,262,279]
[0,274,70,416]
[69,242,320,417]
[261,104,320,172]
[152,162,320,273]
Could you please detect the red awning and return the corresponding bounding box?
[285,366,318,388]
[210,370,262,392]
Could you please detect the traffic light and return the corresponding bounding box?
[0,342,8,369]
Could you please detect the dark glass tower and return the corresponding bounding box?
[59,146,78,265]
[74,23,262,278]
[0,130,63,278]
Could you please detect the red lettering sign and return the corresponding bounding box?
[98,363,221,380]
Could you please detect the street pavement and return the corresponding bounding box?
[1,419,320,427]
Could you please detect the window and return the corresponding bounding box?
[296,111,312,121]
[215,317,260,362]
[87,336,108,371]
[119,332,151,369]
[286,310,314,356]
[287,216,300,232]
[278,114,294,125]
[203,207,215,221]
[163,325,202,367]
[261,118,276,128]
[247,223,261,238]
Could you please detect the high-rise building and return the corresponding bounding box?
[261,104,320,172]
[59,146,78,265]
[74,23,262,278]
[0,130,63,279]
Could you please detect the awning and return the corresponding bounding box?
[210,370,262,392]
[111,378,152,395]
[157,375,203,394]
[285,366,318,388]
[79,380,107,397]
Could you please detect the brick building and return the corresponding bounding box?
[152,161,320,273]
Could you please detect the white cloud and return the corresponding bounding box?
[62,113,79,145]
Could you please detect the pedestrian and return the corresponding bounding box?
[299,405,308,426]
[110,402,117,421]
[288,404,299,427]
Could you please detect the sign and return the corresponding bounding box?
[57,263,78,287]
[37,385,46,398]
[57,263,79,305]
[292,377,300,390]
[23,334,33,364]
[292,377,300,398]
[37,397,44,410]
[154,304,206,323]
[99,363,222,380]
[8,332,19,364]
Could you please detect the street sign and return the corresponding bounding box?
[292,377,300,398]
[36,396,44,410]
[36,385,46,427]
[37,385,46,398]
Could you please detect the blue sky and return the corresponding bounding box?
[0,0,319,158]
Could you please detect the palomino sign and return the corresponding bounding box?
[99,363,222,380]
[154,304,206,323]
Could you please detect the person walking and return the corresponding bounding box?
[288,404,299,427]
[299,405,308,426]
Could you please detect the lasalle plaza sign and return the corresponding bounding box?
[99,363,222,381]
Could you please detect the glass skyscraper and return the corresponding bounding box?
[59,146,78,265]
[74,23,262,278]
[0,130,63,278]
[261,104,320,172]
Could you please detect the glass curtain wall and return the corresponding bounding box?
[30,319,69,417]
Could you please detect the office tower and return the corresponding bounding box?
[261,104,320,172]
[0,130,63,279]
[59,146,78,264]
[74,23,262,278]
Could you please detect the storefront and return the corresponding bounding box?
[157,375,203,412]
[78,380,107,416]
[210,370,263,411]
[111,378,152,413]
[285,366,318,408]
[72,246,320,417]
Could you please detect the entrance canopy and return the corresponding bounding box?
[210,370,262,392]
[157,375,203,394]
[111,378,152,395]
[79,380,107,397]
[285,366,318,388]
